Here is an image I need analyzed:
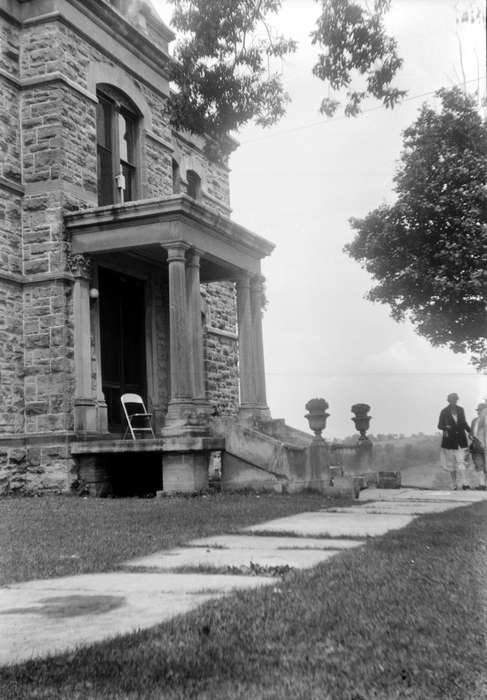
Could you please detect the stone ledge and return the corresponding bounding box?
[71,437,225,455]
[163,437,225,453]
[206,326,238,341]
[71,439,165,455]
[0,175,24,195]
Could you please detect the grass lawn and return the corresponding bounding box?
[0,492,332,586]
[1,497,487,699]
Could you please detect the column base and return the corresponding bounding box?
[238,404,272,423]
[74,397,98,434]
[163,399,211,438]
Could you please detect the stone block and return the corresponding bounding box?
[162,452,209,494]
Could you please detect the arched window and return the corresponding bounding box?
[172,159,181,194]
[96,86,139,206]
[186,170,201,201]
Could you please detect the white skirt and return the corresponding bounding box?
[440,447,468,472]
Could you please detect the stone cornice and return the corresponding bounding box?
[0,67,98,105]
[172,129,233,173]
[0,432,77,447]
[24,180,98,203]
[145,130,174,153]
[0,270,23,286]
[0,176,24,195]
[21,5,172,92]
[0,2,22,25]
[0,271,76,286]
[0,67,20,87]
[22,71,97,102]
[65,195,275,261]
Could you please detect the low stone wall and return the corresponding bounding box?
[0,440,75,494]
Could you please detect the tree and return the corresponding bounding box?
[166,0,404,152]
[345,87,487,369]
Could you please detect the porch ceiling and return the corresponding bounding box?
[65,195,275,276]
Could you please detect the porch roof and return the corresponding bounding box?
[65,195,275,277]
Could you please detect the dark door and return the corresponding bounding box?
[98,267,147,432]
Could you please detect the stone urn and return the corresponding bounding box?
[305,398,330,443]
[351,403,372,441]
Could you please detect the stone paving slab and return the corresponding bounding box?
[189,535,364,550]
[360,488,487,503]
[245,512,414,538]
[326,502,464,515]
[126,547,339,572]
[0,572,273,667]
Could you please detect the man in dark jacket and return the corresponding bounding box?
[438,393,471,490]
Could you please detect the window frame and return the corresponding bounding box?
[96,86,141,207]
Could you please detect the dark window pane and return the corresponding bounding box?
[96,99,112,150]
[187,170,201,200]
[97,146,114,205]
[121,161,135,203]
[172,159,180,194]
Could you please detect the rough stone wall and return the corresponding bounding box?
[0,80,21,187]
[0,14,20,77]
[0,15,22,274]
[146,135,172,199]
[0,278,23,435]
[173,134,231,215]
[0,182,21,275]
[0,441,74,495]
[204,160,231,213]
[23,280,75,433]
[61,86,97,198]
[202,282,239,416]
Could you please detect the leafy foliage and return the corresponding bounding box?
[166,0,404,152]
[312,0,405,116]
[346,88,487,369]
[167,0,297,153]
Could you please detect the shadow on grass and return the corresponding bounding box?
[1,502,487,699]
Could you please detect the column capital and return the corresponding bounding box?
[67,253,92,279]
[236,272,251,289]
[250,273,266,287]
[187,249,203,268]
[163,243,189,263]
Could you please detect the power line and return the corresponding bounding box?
[240,76,486,144]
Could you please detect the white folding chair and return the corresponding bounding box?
[121,393,155,440]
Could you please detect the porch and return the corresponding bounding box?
[70,435,225,496]
[65,195,273,493]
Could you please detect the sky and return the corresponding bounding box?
[153,0,487,438]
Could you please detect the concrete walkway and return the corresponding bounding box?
[1,488,486,666]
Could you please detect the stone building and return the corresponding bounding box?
[0,0,273,494]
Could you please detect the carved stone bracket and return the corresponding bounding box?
[67,253,92,279]
[250,274,267,312]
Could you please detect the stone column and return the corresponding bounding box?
[186,250,206,402]
[161,246,210,493]
[250,275,270,418]
[163,244,194,424]
[68,254,97,433]
[237,274,257,418]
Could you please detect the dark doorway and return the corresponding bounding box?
[99,266,147,433]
